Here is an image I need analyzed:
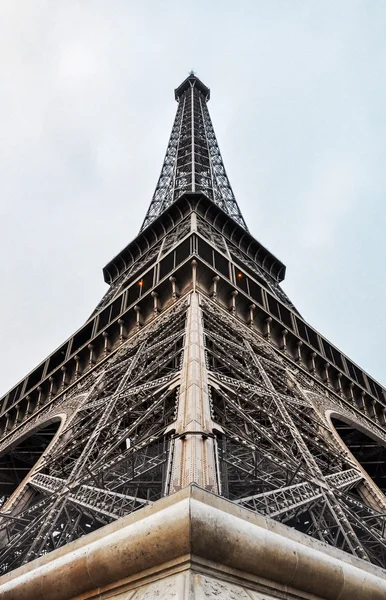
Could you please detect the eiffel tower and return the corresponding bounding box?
[1,73,386,585]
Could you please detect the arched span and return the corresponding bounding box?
[328,412,386,496]
[0,416,64,507]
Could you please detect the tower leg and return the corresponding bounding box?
[170,293,218,492]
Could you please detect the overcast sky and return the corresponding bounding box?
[0,1,385,397]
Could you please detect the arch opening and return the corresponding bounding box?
[331,416,386,494]
[0,420,61,507]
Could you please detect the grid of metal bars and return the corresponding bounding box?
[141,76,247,231]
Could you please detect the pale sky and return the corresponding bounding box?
[0,1,385,397]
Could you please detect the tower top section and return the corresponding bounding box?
[140,74,247,231]
[174,73,210,101]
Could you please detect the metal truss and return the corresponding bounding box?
[140,97,186,231]
[2,289,386,573]
[0,299,188,574]
[235,469,362,520]
[141,75,247,231]
[200,297,386,568]
[195,215,299,313]
[93,240,163,314]
[198,95,246,228]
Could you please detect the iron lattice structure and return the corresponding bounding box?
[140,73,247,231]
[1,75,386,575]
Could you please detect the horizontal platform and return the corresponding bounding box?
[103,193,286,284]
[1,485,385,599]
[174,74,210,101]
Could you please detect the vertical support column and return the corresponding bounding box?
[372,400,380,425]
[74,355,81,380]
[348,381,355,404]
[87,344,95,369]
[264,316,272,341]
[279,328,288,353]
[169,276,178,301]
[48,377,55,401]
[230,290,238,316]
[323,363,330,387]
[295,340,303,363]
[310,351,317,375]
[118,319,127,344]
[336,372,343,395]
[60,366,68,391]
[191,82,196,192]
[170,292,218,493]
[134,306,141,332]
[151,291,159,316]
[36,386,43,409]
[248,304,256,327]
[102,332,110,357]
[211,275,220,299]
[360,391,368,417]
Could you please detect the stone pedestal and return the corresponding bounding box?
[1,485,385,599]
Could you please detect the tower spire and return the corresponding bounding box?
[140,74,247,231]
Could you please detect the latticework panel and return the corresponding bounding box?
[141,76,247,231]
[201,297,386,568]
[1,291,386,573]
[0,299,188,574]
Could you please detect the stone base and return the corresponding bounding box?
[1,485,386,599]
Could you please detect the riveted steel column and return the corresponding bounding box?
[170,292,218,492]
